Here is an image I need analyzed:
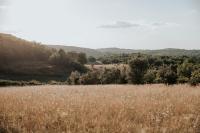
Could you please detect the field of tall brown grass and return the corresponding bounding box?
[0,85,200,133]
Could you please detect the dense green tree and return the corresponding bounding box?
[67,71,81,85]
[88,56,96,63]
[128,58,148,84]
[77,53,87,65]
[177,62,193,78]
[100,68,121,84]
[158,67,177,85]
[177,61,193,83]
[79,70,100,85]
[189,68,200,86]
[144,70,157,84]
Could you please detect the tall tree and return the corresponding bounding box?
[128,58,148,84]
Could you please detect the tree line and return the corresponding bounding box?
[0,33,199,86]
[69,54,200,86]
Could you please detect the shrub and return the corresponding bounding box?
[158,67,178,85]
[144,70,157,84]
[0,80,42,86]
[119,65,128,84]
[88,56,96,63]
[189,69,200,86]
[79,70,100,85]
[77,53,87,65]
[177,76,189,84]
[177,62,193,79]
[128,58,148,84]
[48,80,62,85]
[67,71,81,85]
[0,80,23,86]
[99,68,121,84]
[27,80,42,85]
[70,62,88,73]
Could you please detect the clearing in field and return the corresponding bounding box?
[0,85,200,133]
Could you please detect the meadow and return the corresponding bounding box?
[0,85,200,133]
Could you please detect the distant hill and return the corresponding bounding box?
[1,33,200,59]
[49,45,200,57]
[48,45,104,57]
[97,47,140,54]
[0,33,86,82]
[134,48,200,57]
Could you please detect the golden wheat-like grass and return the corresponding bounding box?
[0,85,200,133]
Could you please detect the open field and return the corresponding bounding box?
[0,85,200,133]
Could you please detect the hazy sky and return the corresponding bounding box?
[0,0,200,49]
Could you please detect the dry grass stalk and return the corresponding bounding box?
[0,84,199,133]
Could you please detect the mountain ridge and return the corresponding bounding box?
[0,33,199,58]
[48,45,200,58]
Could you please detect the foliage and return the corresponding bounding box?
[158,66,178,85]
[128,58,148,84]
[177,61,193,79]
[144,70,157,84]
[68,67,128,85]
[79,70,101,85]
[0,33,200,85]
[0,33,87,82]
[88,56,96,63]
[189,68,200,86]
[67,71,81,85]
[99,68,121,84]
[0,80,42,86]
[77,53,87,64]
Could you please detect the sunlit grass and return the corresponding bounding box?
[0,85,200,132]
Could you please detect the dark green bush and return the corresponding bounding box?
[0,80,23,86]
[67,71,81,85]
[0,80,42,86]
[189,69,200,86]
[79,71,100,85]
[88,56,96,63]
[128,58,148,84]
[99,68,121,84]
[177,62,193,79]
[158,67,178,85]
[144,70,157,84]
[177,76,189,84]
[27,80,43,85]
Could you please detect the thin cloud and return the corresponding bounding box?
[99,21,179,29]
[0,5,8,9]
[151,22,167,27]
[151,22,179,27]
[0,0,8,7]
[99,21,141,29]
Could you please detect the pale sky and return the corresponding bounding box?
[0,0,200,49]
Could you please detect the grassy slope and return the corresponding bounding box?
[0,33,68,82]
[0,85,199,133]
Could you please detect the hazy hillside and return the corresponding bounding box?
[97,47,140,54]
[1,33,199,59]
[49,45,200,57]
[0,33,200,85]
[48,45,104,57]
[0,33,87,82]
[138,48,200,57]
[97,48,200,57]
[0,33,53,62]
